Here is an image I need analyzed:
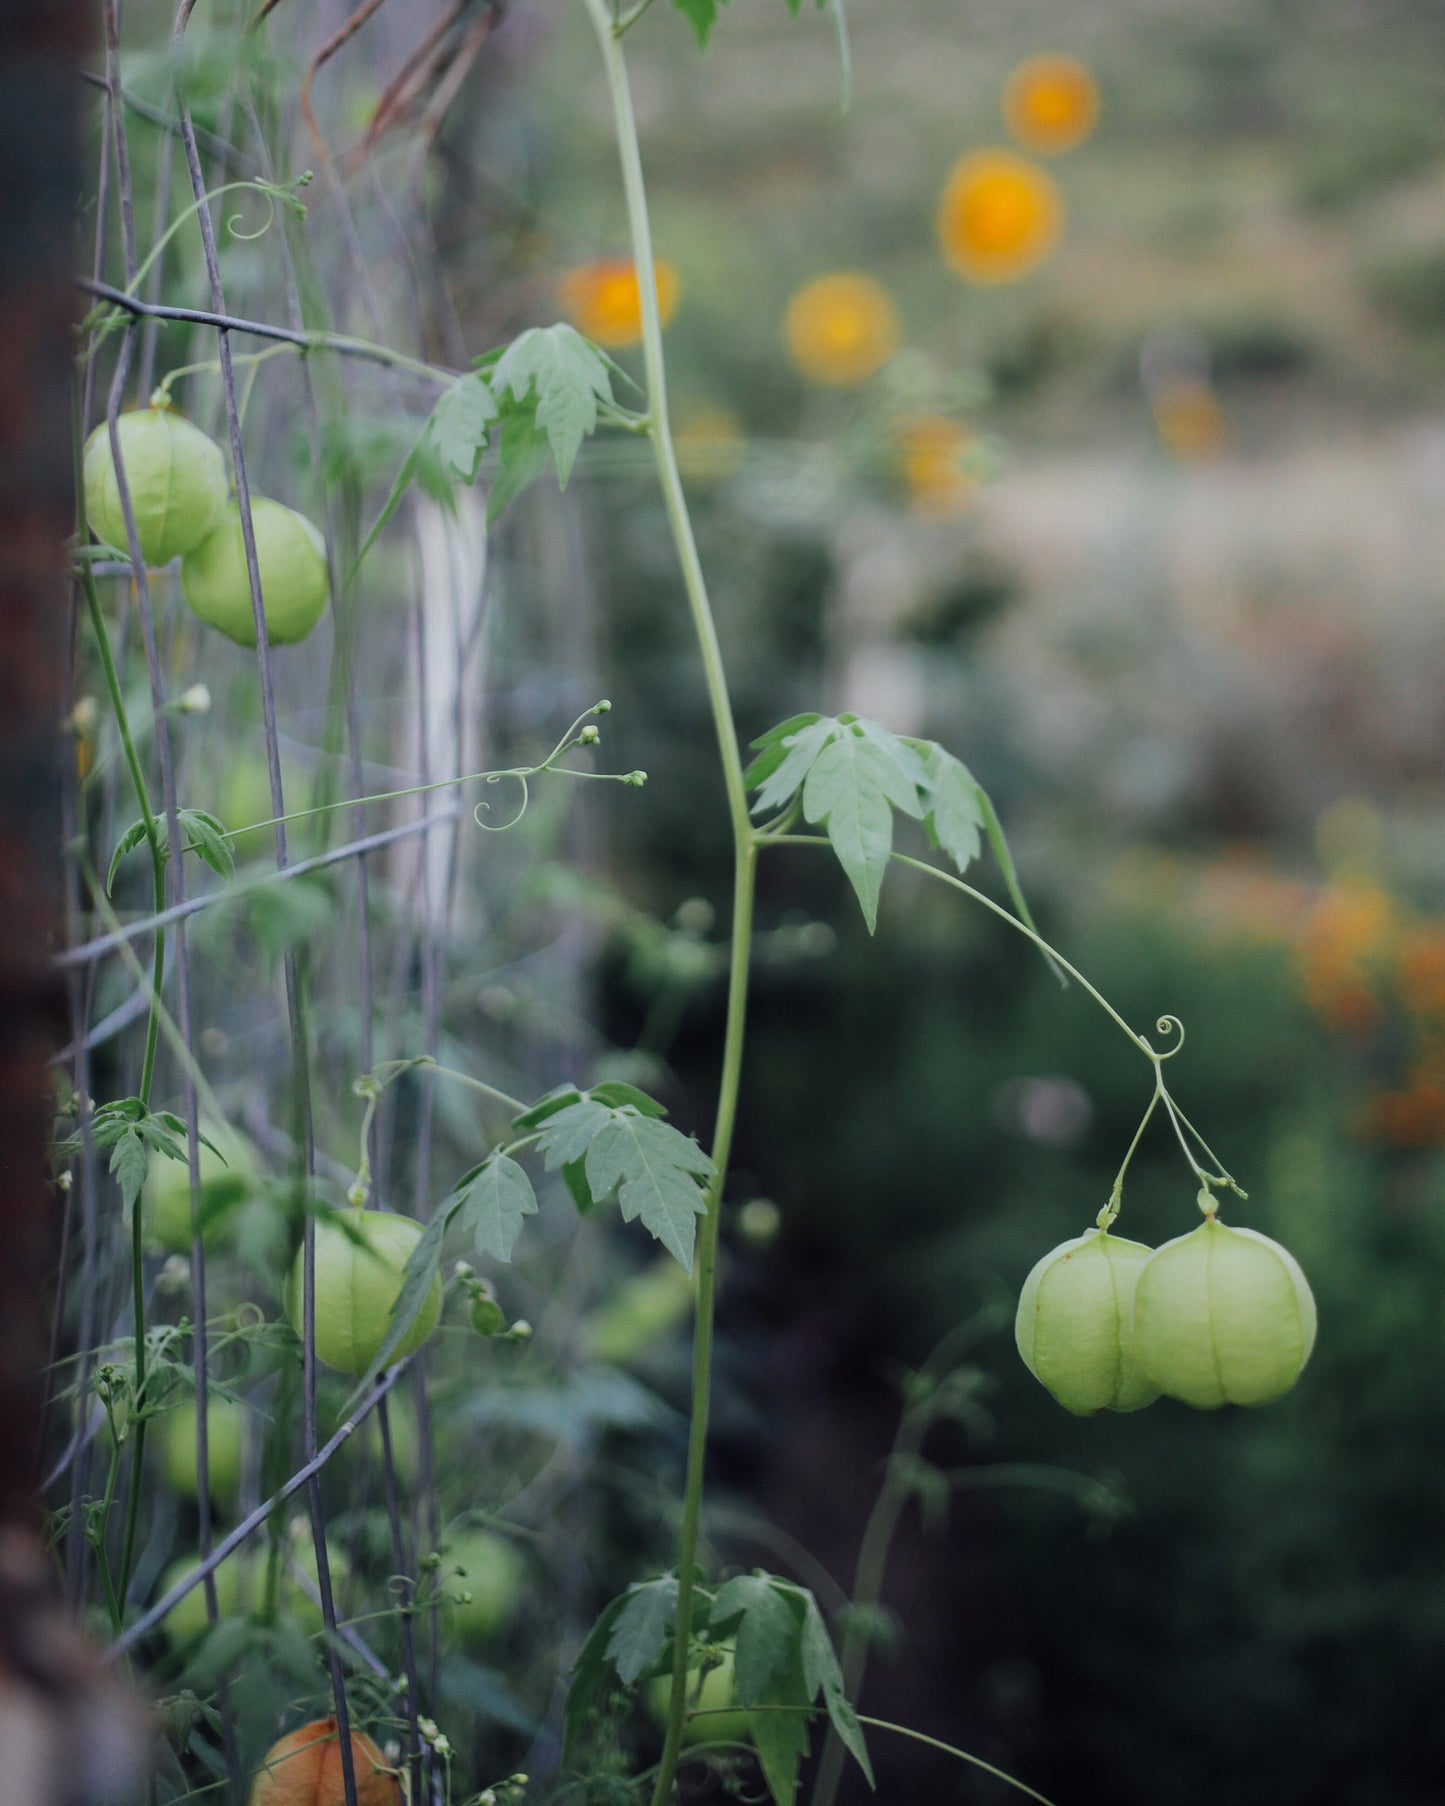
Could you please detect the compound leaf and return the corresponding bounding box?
[487,409,552,524]
[179,808,235,883]
[111,1128,148,1213]
[800,1592,873,1783]
[535,1100,613,1170]
[564,1591,631,1767]
[451,1153,537,1264]
[430,372,498,481]
[909,741,983,875]
[606,1576,679,1685]
[747,716,839,817]
[584,1113,712,1272]
[673,0,725,47]
[107,819,152,894]
[802,730,923,933]
[492,325,613,488]
[710,1574,798,1704]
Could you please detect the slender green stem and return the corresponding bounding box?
[613,0,658,35]
[91,1437,124,1635]
[767,838,1151,1054]
[75,386,165,1612]
[577,7,759,1802]
[852,1714,1058,1806]
[77,510,166,1105]
[763,838,1245,1200]
[1101,1091,1162,1227]
[686,1703,1059,1806]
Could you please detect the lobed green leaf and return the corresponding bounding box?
[802,731,922,933]
[451,1153,538,1264]
[491,324,614,488]
[606,1576,679,1684]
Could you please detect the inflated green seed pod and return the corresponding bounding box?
[181,496,329,647]
[83,406,229,565]
[1132,1217,1316,1409]
[158,1398,246,1504]
[284,1211,442,1377]
[140,1118,257,1254]
[440,1528,527,1643]
[1015,1227,1160,1414]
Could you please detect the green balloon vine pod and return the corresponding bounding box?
[181,495,329,646]
[1132,1191,1317,1410]
[1015,1227,1160,1414]
[284,1210,442,1378]
[83,404,229,565]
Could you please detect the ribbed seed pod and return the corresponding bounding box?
[83,406,228,565]
[1015,1227,1160,1414]
[284,1211,442,1377]
[1132,1217,1316,1409]
[248,1719,399,1806]
[181,496,329,646]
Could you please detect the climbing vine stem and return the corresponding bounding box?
[576,2,761,1801]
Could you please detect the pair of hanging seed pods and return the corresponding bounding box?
[1015,1209,1317,1413]
[83,402,329,648]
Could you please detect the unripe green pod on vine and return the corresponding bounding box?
[1015,1227,1160,1414]
[83,406,229,565]
[284,1210,442,1377]
[181,496,329,647]
[140,1118,257,1254]
[1131,1217,1316,1409]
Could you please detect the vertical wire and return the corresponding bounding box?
[100,21,239,1796]
[239,78,428,1785]
[171,6,357,1799]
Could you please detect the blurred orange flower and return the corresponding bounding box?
[784,273,900,386]
[1152,377,1225,460]
[894,415,975,514]
[1003,55,1100,155]
[1297,880,1394,1033]
[1358,1063,1445,1148]
[937,150,1062,285]
[558,258,679,348]
[1397,926,1445,1021]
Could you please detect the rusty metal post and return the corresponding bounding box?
[0,4,147,1801]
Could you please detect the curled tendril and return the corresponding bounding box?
[224,195,282,245]
[1150,1014,1186,1060]
[232,1301,265,1332]
[474,772,530,834]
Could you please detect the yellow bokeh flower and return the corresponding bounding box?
[1003,55,1099,155]
[894,415,976,514]
[784,273,901,386]
[558,258,680,349]
[937,150,1063,285]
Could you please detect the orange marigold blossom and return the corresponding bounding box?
[557,258,679,348]
[1003,55,1100,155]
[248,1719,399,1806]
[1296,880,1394,1032]
[894,415,976,514]
[1357,1064,1445,1149]
[937,150,1063,285]
[1397,925,1445,1020]
[783,273,900,386]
